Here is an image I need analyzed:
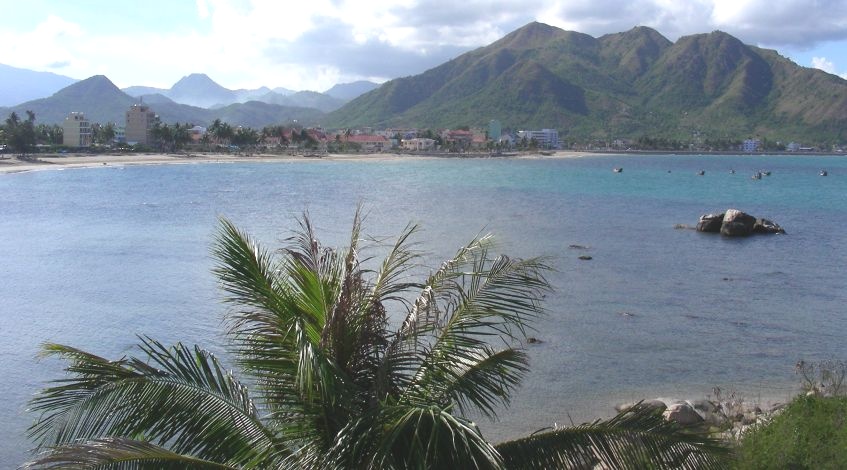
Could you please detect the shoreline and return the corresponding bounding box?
[1,149,842,175]
[0,151,589,175]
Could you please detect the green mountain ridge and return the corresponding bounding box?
[325,22,847,143]
[0,75,325,128]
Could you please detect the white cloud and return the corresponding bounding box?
[3,1,847,91]
[196,0,210,19]
[811,57,847,79]
[1,15,85,72]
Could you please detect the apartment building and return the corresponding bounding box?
[62,112,92,147]
[125,104,157,145]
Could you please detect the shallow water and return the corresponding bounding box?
[1,154,845,464]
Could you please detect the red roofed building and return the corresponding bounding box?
[346,134,389,152]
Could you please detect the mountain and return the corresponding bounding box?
[324,81,380,100]
[211,101,325,128]
[2,75,136,124]
[325,22,847,143]
[0,75,324,128]
[120,75,353,109]
[257,90,347,112]
[0,63,78,107]
[167,73,238,108]
[123,85,168,97]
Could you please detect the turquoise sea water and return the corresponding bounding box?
[1,154,845,465]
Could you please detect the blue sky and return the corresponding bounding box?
[1,0,846,91]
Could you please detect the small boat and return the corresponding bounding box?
[761,170,771,176]
[752,172,762,180]
[730,169,735,174]
[820,170,828,176]
[613,167,623,173]
[697,170,705,176]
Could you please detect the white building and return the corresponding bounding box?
[742,138,761,153]
[62,112,92,147]
[401,138,436,151]
[517,129,559,149]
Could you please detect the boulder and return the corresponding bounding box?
[696,209,784,237]
[692,399,717,414]
[720,209,757,236]
[753,218,786,234]
[696,213,724,233]
[615,399,667,413]
[663,402,704,425]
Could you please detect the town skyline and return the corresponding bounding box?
[2,0,847,92]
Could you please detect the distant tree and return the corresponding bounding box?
[5,111,37,157]
[35,124,63,146]
[232,126,259,147]
[208,119,235,147]
[93,123,116,145]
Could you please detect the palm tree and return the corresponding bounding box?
[25,210,729,469]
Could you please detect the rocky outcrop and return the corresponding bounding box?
[696,209,785,236]
[696,213,723,233]
[753,218,785,234]
[720,209,757,236]
[663,402,704,425]
[614,394,785,441]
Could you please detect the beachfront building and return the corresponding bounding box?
[517,129,559,149]
[488,120,502,140]
[742,138,761,153]
[401,138,436,151]
[346,134,389,152]
[443,129,473,151]
[62,112,92,147]
[125,104,157,145]
[113,126,126,144]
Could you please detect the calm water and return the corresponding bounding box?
[1,154,845,465]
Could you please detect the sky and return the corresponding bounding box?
[1,0,846,92]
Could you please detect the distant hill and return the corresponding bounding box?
[0,63,78,107]
[258,90,347,112]
[167,73,238,108]
[210,101,325,128]
[123,85,168,97]
[120,75,357,110]
[1,75,136,124]
[325,22,847,143]
[324,81,380,101]
[1,75,324,128]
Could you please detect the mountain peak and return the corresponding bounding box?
[54,75,122,98]
[495,21,566,50]
[172,73,223,90]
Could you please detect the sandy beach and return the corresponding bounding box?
[0,150,592,175]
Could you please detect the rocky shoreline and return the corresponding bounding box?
[615,388,791,442]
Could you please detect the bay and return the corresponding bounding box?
[1,154,845,465]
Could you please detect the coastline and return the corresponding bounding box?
[0,150,594,175]
[2,148,841,175]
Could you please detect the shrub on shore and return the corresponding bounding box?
[733,395,847,469]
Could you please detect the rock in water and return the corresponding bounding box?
[720,209,757,236]
[753,218,786,234]
[696,213,724,233]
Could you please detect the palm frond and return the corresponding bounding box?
[330,404,503,470]
[401,252,550,417]
[24,438,238,470]
[28,340,282,466]
[495,403,731,470]
[429,346,530,419]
